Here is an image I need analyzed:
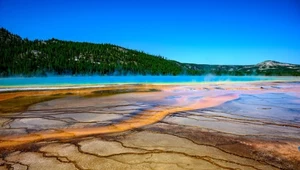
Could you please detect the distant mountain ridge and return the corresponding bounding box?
[181,59,300,76]
[256,60,296,67]
[1,28,299,76]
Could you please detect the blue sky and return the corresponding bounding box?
[0,0,299,65]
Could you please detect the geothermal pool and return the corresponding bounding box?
[0,76,298,87]
[0,77,299,169]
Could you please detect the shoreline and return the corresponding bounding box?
[1,79,299,92]
[0,82,299,169]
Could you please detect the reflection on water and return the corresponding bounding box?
[0,82,300,169]
[211,93,300,123]
[0,86,239,148]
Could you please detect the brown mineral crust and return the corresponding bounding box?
[143,122,300,170]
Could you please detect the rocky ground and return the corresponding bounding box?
[0,82,299,170]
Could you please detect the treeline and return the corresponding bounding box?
[1,28,299,77]
[0,28,184,76]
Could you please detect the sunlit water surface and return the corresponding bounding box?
[0,76,299,87]
[0,77,300,169]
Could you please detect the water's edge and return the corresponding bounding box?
[1,76,299,92]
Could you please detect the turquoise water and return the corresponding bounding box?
[0,76,298,87]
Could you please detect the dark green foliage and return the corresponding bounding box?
[0,28,184,76]
[1,28,299,76]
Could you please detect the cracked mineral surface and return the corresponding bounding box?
[0,82,299,170]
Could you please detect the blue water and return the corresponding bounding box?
[0,76,298,87]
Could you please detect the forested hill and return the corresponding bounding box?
[1,28,300,77]
[0,28,185,76]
